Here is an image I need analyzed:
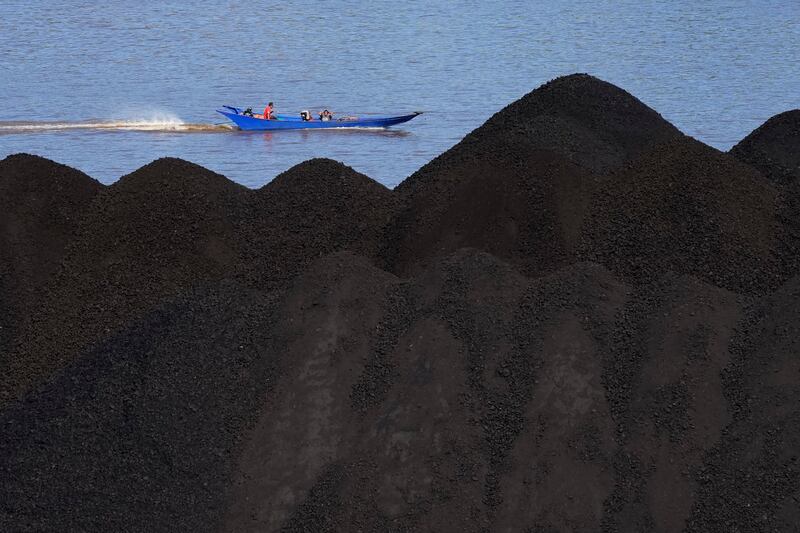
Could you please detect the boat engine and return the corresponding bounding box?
[300,110,311,121]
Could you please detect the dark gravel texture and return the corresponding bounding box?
[1,74,799,532]
[730,111,800,297]
[1,157,398,407]
[384,145,598,278]
[1,281,281,532]
[730,109,800,183]
[386,74,681,278]
[0,154,101,359]
[580,136,780,294]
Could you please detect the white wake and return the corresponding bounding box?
[0,113,232,133]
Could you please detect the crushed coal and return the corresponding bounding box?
[579,136,780,294]
[0,154,101,368]
[1,75,798,532]
[385,73,681,278]
[731,111,800,287]
[384,146,597,277]
[730,109,800,183]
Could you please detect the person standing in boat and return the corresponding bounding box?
[263,102,275,120]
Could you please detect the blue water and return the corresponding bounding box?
[1,1,799,188]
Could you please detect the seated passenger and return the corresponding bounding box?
[263,101,275,120]
[319,109,333,121]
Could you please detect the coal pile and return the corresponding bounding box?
[2,74,799,532]
[240,158,400,287]
[0,154,101,361]
[730,110,800,183]
[0,155,100,289]
[0,281,281,532]
[580,137,779,294]
[686,274,800,531]
[0,158,249,406]
[731,111,800,284]
[386,73,680,277]
[1,157,396,407]
[384,147,597,277]
[399,73,682,192]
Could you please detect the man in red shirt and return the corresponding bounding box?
[263,102,274,120]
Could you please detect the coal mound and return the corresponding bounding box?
[6,247,790,532]
[730,110,800,183]
[0,281,281,533]
[387,74,681,277]
[731,111,800,282]
[0,158,249,406]
[0,154,101,356]
[687,273,800,531]
[580,137,779,294]
[2,157,400,407]
[386,147,596,277]
[2,75,799,532]
[399,73,681,200]
[71,157,248,289]
[241,158,400,287]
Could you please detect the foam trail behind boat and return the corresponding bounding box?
[0,115,233,134]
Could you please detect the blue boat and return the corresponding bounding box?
[217,106,422,131]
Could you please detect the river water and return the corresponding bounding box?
[1,0,798,188]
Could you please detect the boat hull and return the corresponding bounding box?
[217,108,421,131]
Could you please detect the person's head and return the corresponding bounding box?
[268,102,273,106]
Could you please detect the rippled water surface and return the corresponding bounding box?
[1,1,799,188]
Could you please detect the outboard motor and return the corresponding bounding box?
[300,110,311,121]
